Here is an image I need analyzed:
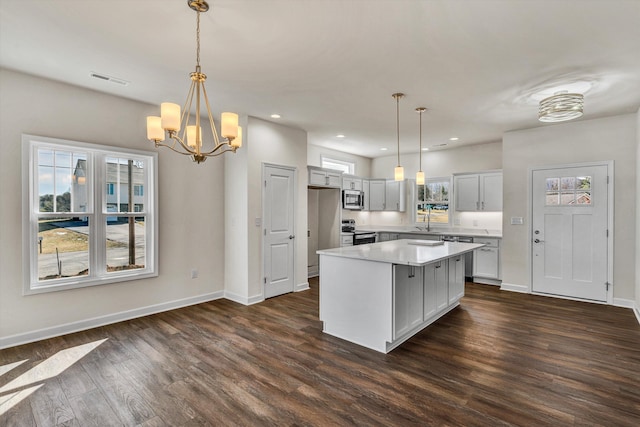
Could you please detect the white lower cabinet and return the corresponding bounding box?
[473,237,501,284]
[393,265,424,340]
[448,256,465,304]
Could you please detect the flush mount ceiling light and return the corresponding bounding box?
[146,0,240,164]
[415,107,427,185]
[538,91,584,123]
[392,93,405,181]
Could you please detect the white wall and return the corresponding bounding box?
[502,114,637,301]
[0,69,226,345]
[307,144,372,177]
[247,117,309,300]
[636,107,640,312]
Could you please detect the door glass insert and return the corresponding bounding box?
[546,176,592,206]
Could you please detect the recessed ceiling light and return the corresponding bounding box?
[90,72,129,86]
[270,114,281,119]
[380,147,388,151]
[421,148,429,151]
[336,134,345,138]
[449,137,459,141]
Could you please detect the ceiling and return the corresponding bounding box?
[1,0,639,159]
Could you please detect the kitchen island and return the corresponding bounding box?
[317,239,484,353]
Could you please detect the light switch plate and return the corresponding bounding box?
[511,217,524,225]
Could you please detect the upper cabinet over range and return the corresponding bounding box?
[454,171,502,212]
[308,166,342,188]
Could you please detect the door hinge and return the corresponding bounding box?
[605,281,611,290]
[264,180,267,187]
[263,229,266,236]
[606,229,609,237]
[607,175,610,184]
[264,277,267,284]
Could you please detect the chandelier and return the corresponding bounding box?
[392,93,405,181]
[146,0,240,164]
[538,91,584,123]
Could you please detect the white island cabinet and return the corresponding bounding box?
[318,239,484,353]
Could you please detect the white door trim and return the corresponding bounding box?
[528,160,614,304]
[261,162,297,298]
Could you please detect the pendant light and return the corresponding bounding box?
[415,107,426,185]
[392,93,405,181]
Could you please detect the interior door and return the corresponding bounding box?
[531,164,609,301]
[264,165,296,298]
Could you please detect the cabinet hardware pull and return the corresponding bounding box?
[481,201,485,210]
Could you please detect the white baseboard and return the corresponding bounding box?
[224,290,264,306]
[295,281,310,292]
[634,307,640,326]
[0,291,224,350]
[612,297,636,309]
[500,282,529,293]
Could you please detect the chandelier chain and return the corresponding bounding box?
[196,10,201,67]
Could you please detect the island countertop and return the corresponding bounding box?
[317,239,485,267]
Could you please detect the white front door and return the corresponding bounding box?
[531,164,610,302]
[263,164,296,298]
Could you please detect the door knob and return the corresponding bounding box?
[534,238,544,243]
[289,235,295,239]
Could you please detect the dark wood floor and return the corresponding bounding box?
[1,279,639,426]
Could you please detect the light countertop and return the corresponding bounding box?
[317,239,485,267]
[355,226,502,238]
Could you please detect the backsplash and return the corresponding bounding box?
[342,209,502,230]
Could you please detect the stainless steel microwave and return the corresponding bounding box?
[342,189,364,210]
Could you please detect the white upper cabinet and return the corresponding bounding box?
[342,175,363,191]
[368,179,386,210]
[362,179,370,211]
[385,180,406,212]
[308,166,342,188]
[454,171,502,211]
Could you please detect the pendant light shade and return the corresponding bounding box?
[415,107,426,185]
[392,93,405,181]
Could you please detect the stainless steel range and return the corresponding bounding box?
[341,219,376,245]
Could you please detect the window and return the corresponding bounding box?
[545,176,592,205]
[22,134,158,294]
[416,177,451,226]
[321,156,355,175]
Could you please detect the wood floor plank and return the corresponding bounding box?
[1,279,639,426]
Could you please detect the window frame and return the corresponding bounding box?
[320,156,355,175]
[22,134,158,295]
[415,176,452,227]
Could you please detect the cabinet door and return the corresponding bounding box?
[309,169,327,186]
[480,173,502,211]
[435,260,448,311]
[362,180,370,210]
[378,232,389,242]
[385,180,399,210]
[423,264,437,320]
[326,172,342,188]
[448,256,465,304]
[454,174,480,211]
[369,180,386,210]
[473,247,499,278]
[352,179,363,191]
[393,265,424,339]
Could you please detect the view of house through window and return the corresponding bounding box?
[24,135,157,293]
[416,178,451,225]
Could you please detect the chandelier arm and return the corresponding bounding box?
[199,145,238,157]
[154,138,195,156]
[200,83,223,147]
[178,79,197,145]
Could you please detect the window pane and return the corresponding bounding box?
[38,148,87,213]
[546,192,559,205]
[106,216,146,272]
[106,157,146,213]
[576,191,591,205]
[576,176,591,190]
[561,191,575,204]
[38,218,89,281]
[546,178,559,191]
[561,177,575,190]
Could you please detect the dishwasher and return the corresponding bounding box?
[441,235,474,280]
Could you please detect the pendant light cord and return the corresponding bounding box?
[418,110,422,171]
[196,10,201,68]
[396,95,400,166]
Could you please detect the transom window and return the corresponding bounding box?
[416,177,451,225]
[321,156,355,175]
[22,134,158,294]
[545,176,592,205]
